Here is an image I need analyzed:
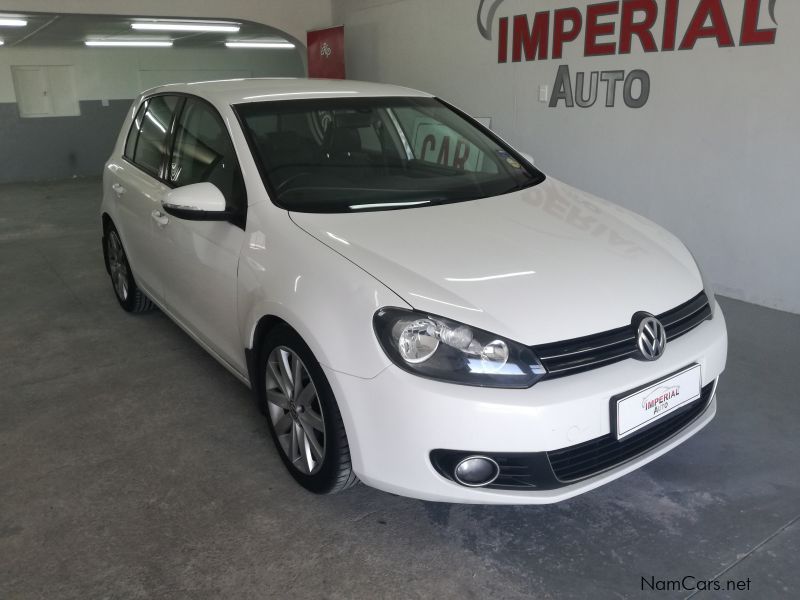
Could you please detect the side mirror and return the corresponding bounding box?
[519,152,535,166]
[163,182,229,221]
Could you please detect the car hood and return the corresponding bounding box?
[289,177,702,345]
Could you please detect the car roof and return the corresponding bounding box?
[141,77,433,105]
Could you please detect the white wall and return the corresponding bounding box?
[333,0,800,315]
[0,45,304,103]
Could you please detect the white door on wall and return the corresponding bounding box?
[138,70,251,89]
[46,66,80,116]
[11,67,53,117]
[11,65,80,118]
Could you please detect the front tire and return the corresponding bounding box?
[259,325,358,494]
[103,224,153,314]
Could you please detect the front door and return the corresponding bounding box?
[155,97,247,372]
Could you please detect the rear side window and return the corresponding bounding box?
[169,98,245,212]
[126,95,180,176]
[124,103,145,159]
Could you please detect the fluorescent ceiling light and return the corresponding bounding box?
[0,40,4,46]
[408,293,484,313]
[0,18,27,27]
[350,201,431,210]
[85,40,173,47]
[146,111,167,133]
[326,232,351,245]
[226,41,295,49]
[445,271,536,283]
[132,22,239,33]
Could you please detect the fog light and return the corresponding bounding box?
[454,456,500,487]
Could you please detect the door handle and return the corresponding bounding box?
[151,209,169,227]
[112,183,126,196]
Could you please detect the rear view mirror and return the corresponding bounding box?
[163,182,229,221]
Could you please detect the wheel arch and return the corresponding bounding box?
[244,314,293,401]
[101,212,114,274]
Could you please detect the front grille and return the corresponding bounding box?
[533,292,712,378]
[547,381,715,483]
[491,456,538,489]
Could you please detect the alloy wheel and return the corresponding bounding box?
[107,231,129,301]
[265,346,327,475]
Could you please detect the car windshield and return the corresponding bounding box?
[235,97,544,213]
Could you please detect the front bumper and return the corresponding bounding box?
[326,304,727,504]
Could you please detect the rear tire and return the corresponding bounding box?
[103,223,154,314]
[259,325,358,494]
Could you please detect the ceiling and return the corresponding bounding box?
[0,12,296,48]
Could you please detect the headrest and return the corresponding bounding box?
[328,128,362,156]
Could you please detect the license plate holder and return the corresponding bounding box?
[613,365,702,440]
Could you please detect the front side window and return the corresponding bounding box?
[235,97,544,213]
[169,98,245,212]
[130,95,180,176]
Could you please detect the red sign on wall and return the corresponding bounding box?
[307,26,346,79]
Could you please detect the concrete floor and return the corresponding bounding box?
[1,178,798,600]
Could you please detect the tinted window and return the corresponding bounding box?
[236,97,543,213]
[169,98,245,212]
[124,103,146,160]
[132,95,179,176]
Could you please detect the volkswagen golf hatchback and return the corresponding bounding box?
[101,79,727,504]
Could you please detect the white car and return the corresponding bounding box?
[101,79,727,504]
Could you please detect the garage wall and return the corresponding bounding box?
[332,0,800,314]
[0,46,304,182]
[0,0,333,44]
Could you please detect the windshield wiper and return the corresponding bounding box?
[348,197,450,212]
[497,176,542,196]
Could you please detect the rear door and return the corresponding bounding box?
[155,97,248,371]
[110,95,182,302]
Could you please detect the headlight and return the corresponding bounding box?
[373,308,546,388]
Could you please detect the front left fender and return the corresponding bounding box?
[238,207,411,380]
